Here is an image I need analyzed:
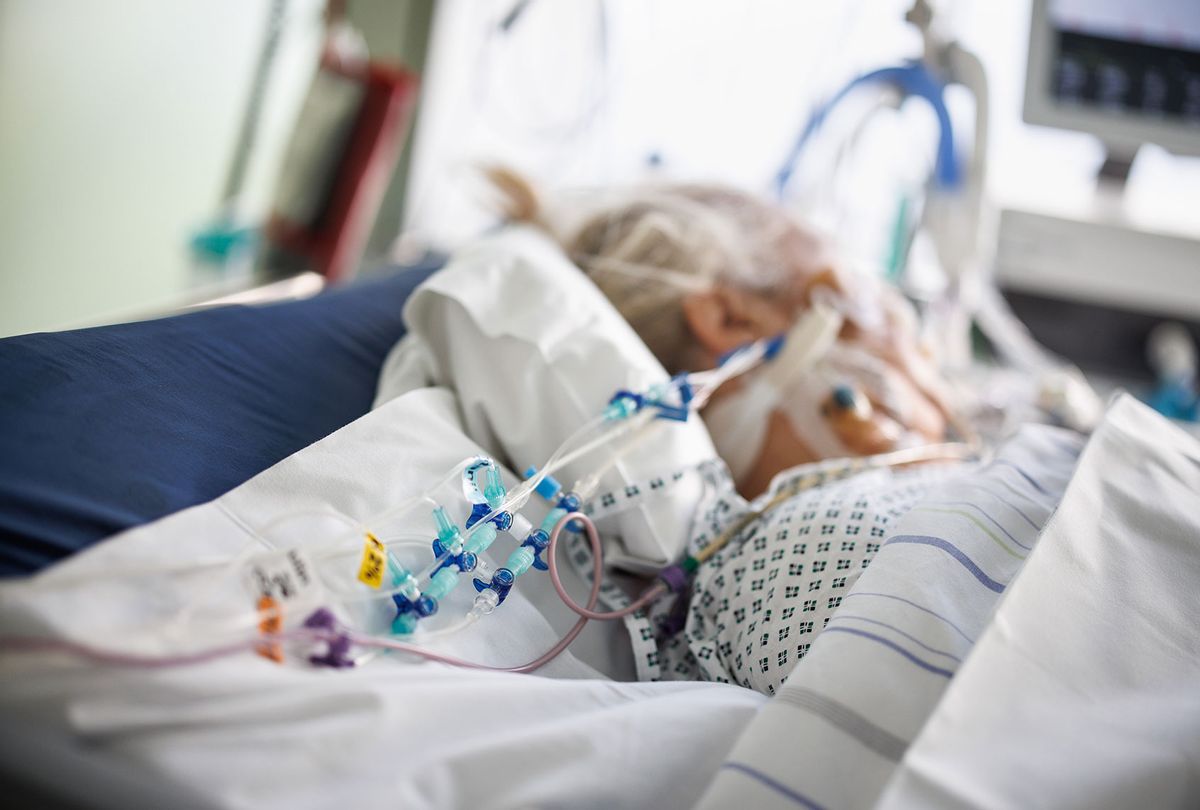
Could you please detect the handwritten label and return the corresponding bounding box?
[245,548,318,605]
[356,532,386,589]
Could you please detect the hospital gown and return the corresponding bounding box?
[572,457,960,694]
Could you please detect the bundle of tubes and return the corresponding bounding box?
[1,319,974,674]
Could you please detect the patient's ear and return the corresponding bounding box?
[681,286,790,360]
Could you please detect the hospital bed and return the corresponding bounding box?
[0,230,1197,809]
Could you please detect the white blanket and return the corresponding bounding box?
[877,394,1200,808]
[696,422,1084,809]
[696,395,1200,810]
[0,387,764,809]
[4,363,1193,808]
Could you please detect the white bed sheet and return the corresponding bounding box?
[0,387,764,809]
[692,395,1200,809]
[877,394,1200,808]
[694,422,1084,809]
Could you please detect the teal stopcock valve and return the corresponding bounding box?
[466,465,514,531]
[520,529,551,570]
[483,466,506,509]
[467,503,513,531]
[462,458,513,530]
[470,535,542,607]
[391,582,438,635]
[605,391,643,421]
[472,567,516,612]
[558,491,585,532]
[391,564,425,635]
[431,505,478,576]
[433,506,464,554]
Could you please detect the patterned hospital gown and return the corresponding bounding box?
[572,456,960,695]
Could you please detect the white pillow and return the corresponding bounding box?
[375,226,716,567]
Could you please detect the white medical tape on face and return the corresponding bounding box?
[777,368,852,459]
[702,376,776,484]
[703,306,844,482]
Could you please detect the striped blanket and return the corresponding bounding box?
[696,422,1084,809]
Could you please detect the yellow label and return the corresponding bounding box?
[357,532,386,588]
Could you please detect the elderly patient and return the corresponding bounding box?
[484,169,986,693]
[488,167,957,497]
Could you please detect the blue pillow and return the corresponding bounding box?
[0,260,440,576]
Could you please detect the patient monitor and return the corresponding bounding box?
[997,0,1200,379]
[1024,0,1200,166]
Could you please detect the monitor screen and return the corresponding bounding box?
[1026,0,1200,155]
[1049,0,1200,124]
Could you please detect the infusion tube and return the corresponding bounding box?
[0,329,820,669]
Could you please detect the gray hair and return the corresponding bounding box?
[485,167,828,372]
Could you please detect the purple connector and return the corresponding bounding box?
[304,608,355,668]
[658,564,690,594]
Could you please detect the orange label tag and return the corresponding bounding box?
[255,594,284,663]
[357,532,386,589]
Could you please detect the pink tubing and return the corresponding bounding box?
[544,511,668,620]
[0,630,334,668]
[0,512,672,675]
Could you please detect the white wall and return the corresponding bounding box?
[404,0,924,249]
[405,0,1200,256]
[0,0,325,337]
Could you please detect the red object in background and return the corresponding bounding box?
[266,57,419,283]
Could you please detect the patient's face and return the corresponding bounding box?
[605,188,952,496]
[702,268,950,498]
